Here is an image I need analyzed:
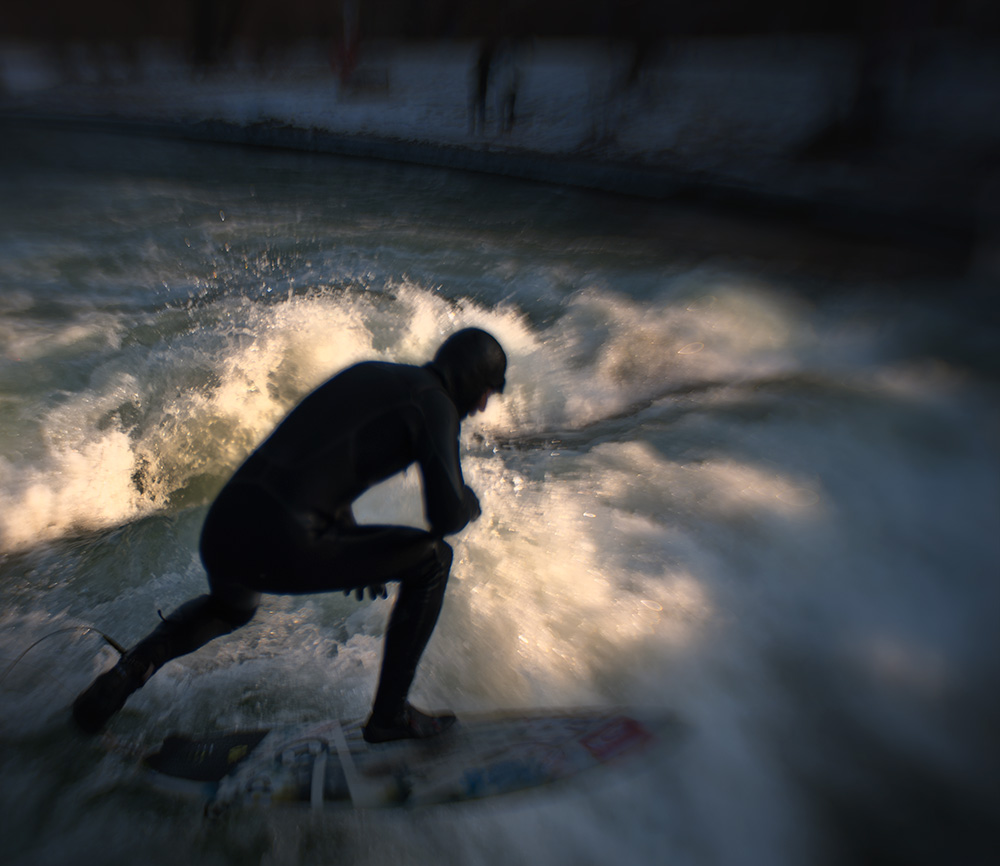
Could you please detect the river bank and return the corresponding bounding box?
[2,36,998,267]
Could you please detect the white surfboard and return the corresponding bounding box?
[144,707,678,813]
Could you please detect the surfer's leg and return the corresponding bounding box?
[71,486,269,734]
[261,523,459,742]
[127,590,260,671]
[71,589,259,735]
[71,651,154,735]
[369,539,452,713]
[363,537,458,742]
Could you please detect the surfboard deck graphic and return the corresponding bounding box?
[144,708,676,812]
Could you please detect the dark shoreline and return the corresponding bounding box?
[0,110,988,266]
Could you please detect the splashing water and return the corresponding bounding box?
[0,125,997,866]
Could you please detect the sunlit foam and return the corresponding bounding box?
[0,310,122,363]
[0,430,140,551]
[529,280,814,430]
[416,446,718,710]
[0,272,829,564]
[0,282,537,551]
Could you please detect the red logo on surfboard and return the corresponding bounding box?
[580,716,652,761]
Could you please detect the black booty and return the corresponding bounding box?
[72,655,153,734]
[363,702,457,744]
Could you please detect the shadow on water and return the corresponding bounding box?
[770,646,1000,866]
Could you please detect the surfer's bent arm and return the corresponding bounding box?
[417,391,480,536]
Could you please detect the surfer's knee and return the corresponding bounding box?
[399,538,452,591]
[205,578,260,627]
[426,539,453,587]
[433,539,453,572]
[209,594,258,628]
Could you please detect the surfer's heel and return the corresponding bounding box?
[363,703,457,744]
[72,655,153,734]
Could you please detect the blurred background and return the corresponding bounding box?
[2,1,999,271]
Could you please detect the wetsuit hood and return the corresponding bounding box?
[428,328,507,418]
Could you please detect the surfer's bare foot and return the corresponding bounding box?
[72,655,153,734]
[363,702,457,744]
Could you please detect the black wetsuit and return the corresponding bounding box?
[72,327,506,736]
[128,360,482,719]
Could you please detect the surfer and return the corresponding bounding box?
[72,328,507,743]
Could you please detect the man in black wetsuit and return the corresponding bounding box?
[73,328,507,743]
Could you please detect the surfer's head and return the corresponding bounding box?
[430,328,507,418]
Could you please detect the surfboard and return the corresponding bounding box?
[144,708,676,813]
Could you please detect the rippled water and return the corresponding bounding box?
[0,124,997,866]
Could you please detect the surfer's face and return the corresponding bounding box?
[469,388,495,417]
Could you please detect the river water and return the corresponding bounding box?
[0,124,997,866]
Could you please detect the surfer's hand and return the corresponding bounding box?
[463,485,482,522]
[345,584,388,601]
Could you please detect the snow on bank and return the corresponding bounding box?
[0,38,849,162]
[2,36,999,243]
